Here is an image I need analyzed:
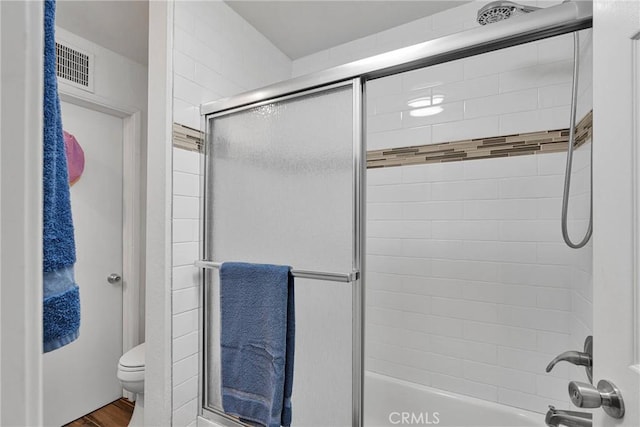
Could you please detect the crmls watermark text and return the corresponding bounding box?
[388,412,440,425]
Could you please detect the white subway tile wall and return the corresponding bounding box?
[366,152,592,413]
[172,147,202,426]
[172,1,292,424]
[173,1,291,131]
[362,33,589,154]
[357,5,591,413]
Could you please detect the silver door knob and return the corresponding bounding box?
[569,380,625,419]
[107,273,122,284]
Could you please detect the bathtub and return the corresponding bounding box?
[364,372,541,427]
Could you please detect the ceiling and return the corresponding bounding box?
[53,1,471,66]
[56,0,149,65]
[225,1,471,59]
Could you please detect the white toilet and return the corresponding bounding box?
[117,342,145,427]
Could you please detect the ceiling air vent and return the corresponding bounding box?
[55,42,94,92]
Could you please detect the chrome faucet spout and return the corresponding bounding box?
[545,406,592,427]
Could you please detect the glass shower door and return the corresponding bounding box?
[202,80,363,426]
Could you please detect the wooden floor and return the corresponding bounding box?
[64,399,134,427]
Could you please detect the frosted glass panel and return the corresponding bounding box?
[205,85,354,426]
[207,86,354,272]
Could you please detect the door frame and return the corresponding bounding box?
[58,86,143,365]
[633,29,640,375]
[592,0,640,425]
[0,1,44,424]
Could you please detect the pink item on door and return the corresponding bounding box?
[63,130,85,186]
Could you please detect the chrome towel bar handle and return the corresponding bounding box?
[194,260,359,283]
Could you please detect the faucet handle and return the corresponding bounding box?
[546,336,593,383]
[546,351,592,372]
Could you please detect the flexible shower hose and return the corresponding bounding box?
[561,32,593,249]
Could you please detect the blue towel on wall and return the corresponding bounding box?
[42,0,80,353]
[220,262,295,427]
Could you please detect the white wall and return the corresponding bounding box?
[172,1,291,130]
[567,141,593,385]
[171,2,292,425]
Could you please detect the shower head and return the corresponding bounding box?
[477,1,541,25]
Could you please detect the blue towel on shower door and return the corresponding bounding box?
[220,262,295,427]
[42,0,81,353]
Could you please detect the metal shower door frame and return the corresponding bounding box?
[198,3,593,425]
[200,78,366,427]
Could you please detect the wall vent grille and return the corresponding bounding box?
[55,42,94,92]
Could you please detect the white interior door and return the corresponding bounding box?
[593,1,640,426]
[43,101,124,426]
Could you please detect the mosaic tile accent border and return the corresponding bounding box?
[367,110,592,169]
[173,123,204,152]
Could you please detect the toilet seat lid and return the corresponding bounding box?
[119,342,145,369]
